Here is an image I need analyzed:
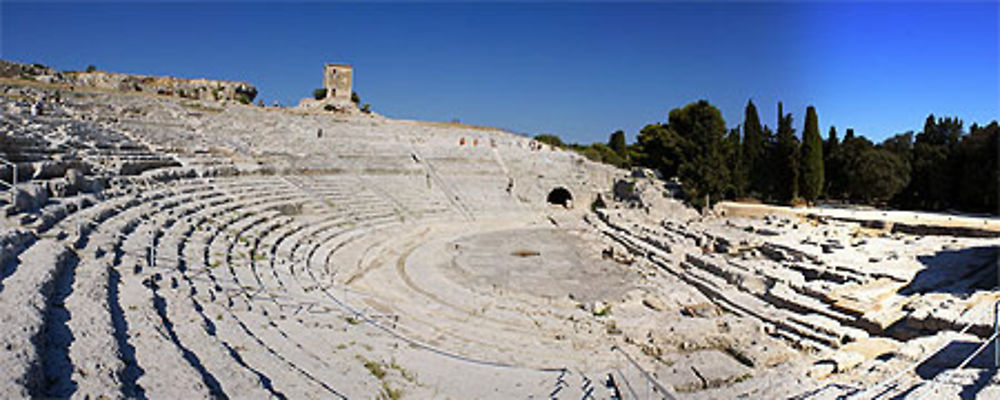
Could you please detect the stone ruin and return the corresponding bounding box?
[323,63,353,103]
[0,60,257,104]
[0,61,998,399]
[298,63,354,110]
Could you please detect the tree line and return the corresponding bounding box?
[536,100,998,214]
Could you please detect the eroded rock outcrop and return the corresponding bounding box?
[1,59,256,103]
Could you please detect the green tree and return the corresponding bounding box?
[608,130,628,161]
[351,91,361,104]
[635,123,685,178]
[850,147,910,204]
[634,101,730,209]
[838,134,873,200]
[670,100,730,209]
[798,106,824,202]
[953,122,998,213]
[741,100,767,196]
[313,88,327,100]
[726,126,746,198]
[760,125,777,199]
[881,132,914,162]
[823,126,840,198]
[773,102,800,202]
[901,115,963,210]
[571,142,625,168]
[880,132,914,206]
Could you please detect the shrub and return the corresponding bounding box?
[581,146,602,162]
[86,65,97,73]
[313,88,327,100]
[235,93,251,104]
[361,103,371,114]
[323,104,336,111]
[351,91,360,104]
[534,134,565,148]
[590,195,606,212]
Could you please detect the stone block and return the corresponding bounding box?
[656,350,752,392]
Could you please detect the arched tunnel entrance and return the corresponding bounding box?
[546,187,573,207]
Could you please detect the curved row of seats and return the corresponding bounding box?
[2,165,595,398]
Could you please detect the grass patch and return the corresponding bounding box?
[180,101,223,113]
[389,359,416,382]
[378,381,403,400]
[357,355,387,379]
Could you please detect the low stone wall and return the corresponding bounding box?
[717,201,1000,238]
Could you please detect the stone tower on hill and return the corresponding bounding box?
[298,63,354,110]
[323,64,352,104]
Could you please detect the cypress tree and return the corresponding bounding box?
[799,106,824,202]
[741,100,766,196]
[823,126,840,198]
[727,125,746,198]
[761,125,777,199]
[774,102,800,202]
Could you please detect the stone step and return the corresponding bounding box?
[763,281,869,341]
[0,239,78,397]
[595,214,844,352]
[685,254,868,343]
[679,263,840,351]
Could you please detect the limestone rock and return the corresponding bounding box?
[65,168,84,193]
[681,302,722,318]
[643,296,666,312]
[46,178,72,198]
[0,239,77,397]
[656,350,752,392]
[613,179,640,203]
[12,183,49,213]
[0,228,35,273]
[31,160,67,180]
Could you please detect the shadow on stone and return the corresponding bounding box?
[911,339,999,399]
[39,252,79,397]
[899,246,998,295]
[916,340,996,380]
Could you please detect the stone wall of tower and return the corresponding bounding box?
[323,64,352,104]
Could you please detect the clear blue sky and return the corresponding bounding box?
[2,1,997,143]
